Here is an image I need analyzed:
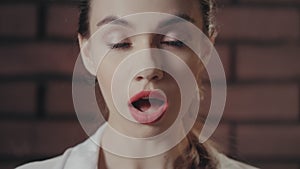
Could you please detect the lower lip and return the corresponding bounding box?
[128,92,168,124]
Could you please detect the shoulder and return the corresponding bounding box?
[16,148,73,169]
[215,152,259,169]
[205,145,259,169]
[15,123,107,169]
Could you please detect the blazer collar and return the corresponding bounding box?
[64,123,107,169]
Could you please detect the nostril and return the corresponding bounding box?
[152,75,159,80]
[154,71,164,80]
[136,76,143,81]
[134,69,164,82]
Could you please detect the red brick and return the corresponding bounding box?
[0,4,37,38]
[224,84,298,121]
[46,81,75,116]
[216,7,300,40]
[236,124,300,157]
[46,80,105,119]
[258,163,299,169]
[240,0,300,4]
[237,44,300,80]
[0,163,20,169]
[0,121,34,156]
[33,121,87,156]
[0,42,79,76]
[46,4,79,38]
[0,120,87,157]
[0,82,36,115]
[216,0,233,5]
[217,45,231,79]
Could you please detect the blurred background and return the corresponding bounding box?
[0,0,299,168]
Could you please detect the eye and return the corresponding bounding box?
[160,40,184,48]
[108,42,132,50]
[160,35,185,48]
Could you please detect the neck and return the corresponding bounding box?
[99,137,189,169]
[99,123,190,169]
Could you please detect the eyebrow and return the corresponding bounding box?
[158,13,196,28]
[96,13,195,28]
[96,15,131,27]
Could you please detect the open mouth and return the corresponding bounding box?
[128,90,168,124]
[132,97,164,112]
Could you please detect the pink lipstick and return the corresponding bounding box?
[128,90,168,124]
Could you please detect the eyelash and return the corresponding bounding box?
[109,42,132,49]
[160,40,184,48]
[108,40,184,50]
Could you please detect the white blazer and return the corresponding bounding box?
[16,123,259,169]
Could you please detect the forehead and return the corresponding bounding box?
[89,0,203,33]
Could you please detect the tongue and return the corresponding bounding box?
[138,99,151,112]
[135,99,164,112]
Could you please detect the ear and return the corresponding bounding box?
[78,33,97,76]
[209,27,218,45]
[209,29,218,45]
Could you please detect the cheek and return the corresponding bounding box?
[97,65,113,88]
[97,52,121,80]
[96,61,116,99]
[96,52,128,98]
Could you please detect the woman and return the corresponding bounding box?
[17,0,258,168]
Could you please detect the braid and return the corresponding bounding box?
[199,0,218,38]
[174,131,218,169]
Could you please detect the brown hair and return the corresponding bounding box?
[174,130,218,169]
[78,0,219,168]
[78,0,217,38]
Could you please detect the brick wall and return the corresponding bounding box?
[0,0,299,169]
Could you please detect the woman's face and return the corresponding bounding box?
[82,0,205,138]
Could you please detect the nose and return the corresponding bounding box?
[132,34,164,82]
[135,69,164,82]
